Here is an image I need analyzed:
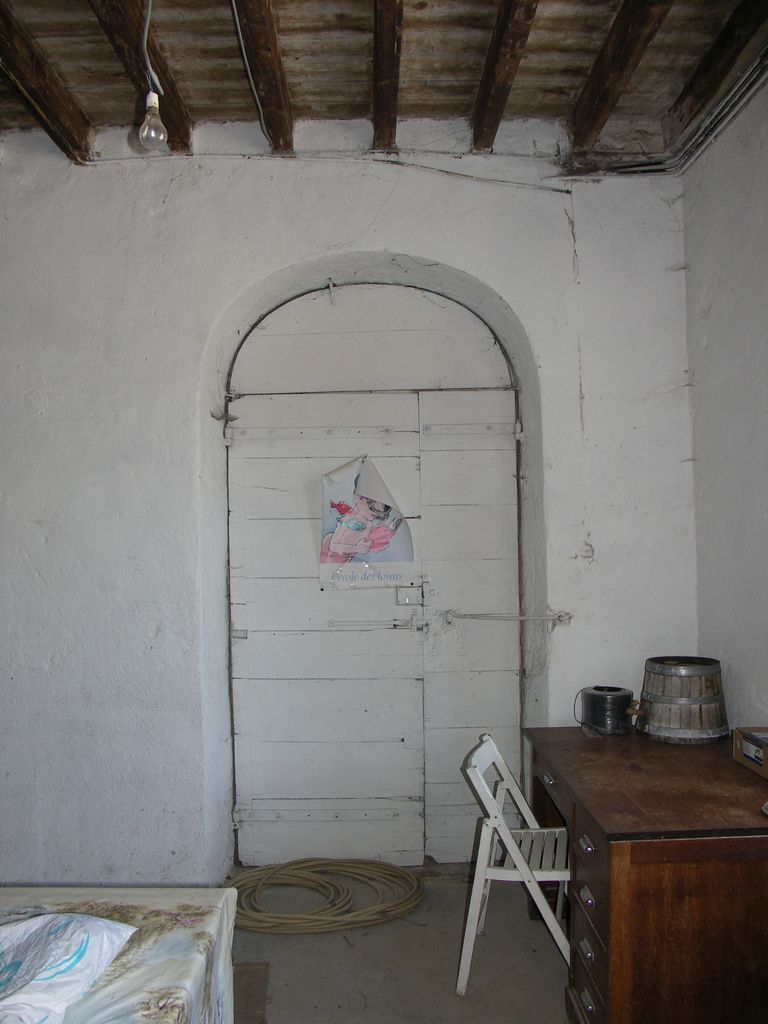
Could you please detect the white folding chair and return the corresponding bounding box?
[456,733,570,996]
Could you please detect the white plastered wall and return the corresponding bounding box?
[683,84,768,726]
[0,129,696,882]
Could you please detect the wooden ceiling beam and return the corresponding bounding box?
[0,1,92,163]
[472,0,539,151]
[372,0,403,151]
[663,0,768,150]
[230,0,293,153]
[571,0,674,152]
[88,0,192,154]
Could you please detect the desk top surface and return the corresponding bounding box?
[525,726,768,839]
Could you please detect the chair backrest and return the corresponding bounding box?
[463,733,539,829]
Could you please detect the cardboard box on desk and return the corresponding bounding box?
[733,727,768,781]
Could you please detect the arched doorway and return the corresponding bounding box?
[227,282,526,866]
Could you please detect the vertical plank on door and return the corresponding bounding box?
[419,390,520,862]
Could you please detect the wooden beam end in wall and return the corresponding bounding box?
[471,0,539,153]
[230,0,294,153]
[372,0,404,152]
[570,0,674,153]
[0,1,92,163]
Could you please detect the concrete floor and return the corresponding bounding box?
[232,864,568,1024]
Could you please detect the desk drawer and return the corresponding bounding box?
[571,807,610,940]
[568,956,606,1024]
[532,752,574,829]
[571,902,608,1001]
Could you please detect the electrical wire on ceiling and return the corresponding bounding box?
[608,45,768,175]
[231,858,424,934]
[228,0,274,151]
[142,0,163,97]
[87,148,575,193]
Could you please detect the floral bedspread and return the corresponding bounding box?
[0,888,236,1024]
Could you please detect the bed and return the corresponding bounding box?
[0,887,237,1024]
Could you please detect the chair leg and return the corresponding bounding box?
[477,831,500,935]
[555,880,565,921]
[456,821,495,996]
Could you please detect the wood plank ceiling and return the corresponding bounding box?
[0,0,766,169]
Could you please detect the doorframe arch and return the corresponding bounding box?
[198,254,550,816]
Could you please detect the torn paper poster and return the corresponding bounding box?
[319,455,415,589]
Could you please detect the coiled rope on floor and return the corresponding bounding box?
[232,858,424,934]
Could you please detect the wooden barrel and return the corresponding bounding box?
[636,656,728,744]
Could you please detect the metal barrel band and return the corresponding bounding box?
[644,657,721,678]
[641,693,724,705]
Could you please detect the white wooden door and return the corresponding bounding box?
[229,388,519,865]
[229,391,425,865]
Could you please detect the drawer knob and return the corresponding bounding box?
[579,885,596,909]
[542,772,556,786]
[579,834,596,855]
[578,937,596,964]
[579,989,596,1015]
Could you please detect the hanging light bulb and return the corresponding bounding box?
[139,90,168,152]
[137,0,168,154]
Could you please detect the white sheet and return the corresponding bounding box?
[0,889,236,1024]
[0,913,136,1024]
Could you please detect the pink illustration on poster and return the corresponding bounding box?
[319,456,415,589]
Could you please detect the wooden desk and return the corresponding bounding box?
[525,727,768,1024]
